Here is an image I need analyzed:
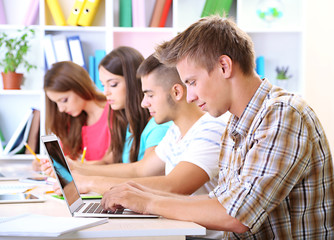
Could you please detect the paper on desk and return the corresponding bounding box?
[0,183,36,194]
[0,213,108,237]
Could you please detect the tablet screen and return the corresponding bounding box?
[0,193,45,203]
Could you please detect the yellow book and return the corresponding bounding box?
[67,0,87,26]
[77,0,101,26]
[46,0,66,26]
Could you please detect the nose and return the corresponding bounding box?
[186,87,198,103]
[141,96,149,109]
[57,104,65,113]
[104,86,111,96]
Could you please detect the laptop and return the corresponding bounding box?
[41,135,158,218]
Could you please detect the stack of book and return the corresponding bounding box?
[119,0,173,27]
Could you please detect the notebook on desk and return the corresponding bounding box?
[41,135,158,218]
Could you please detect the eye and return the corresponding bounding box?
[60,98,68,103]
[110,83,118,88]
[189,80,196,86]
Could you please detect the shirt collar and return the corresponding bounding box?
[228,79,273,139]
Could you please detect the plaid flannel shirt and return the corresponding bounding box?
[209,79,334,239]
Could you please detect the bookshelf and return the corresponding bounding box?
[0,0,305,157]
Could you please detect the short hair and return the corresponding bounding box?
[137,54,183,91]
[155,16,256,76]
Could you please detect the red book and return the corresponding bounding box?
[158,0,172,27]
[149,0,166,27]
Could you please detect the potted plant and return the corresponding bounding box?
[275,65,292,89]
[0,28,37,90]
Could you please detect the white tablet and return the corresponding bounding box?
[0,193,45,204]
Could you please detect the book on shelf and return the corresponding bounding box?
[44,34,57,70]
[158,0,172,27]
[22,0,39,26]
[132,0,146,27]
[94,49,106,92]
[256,56,265,79]
[0,213,108,237]
[52,35,72,62]
[119,0,132,27]
[89,55,95,82]
[77,0,101,26]
[67,35,86,70]
[25,109,40,155]
[215,0,233,17]
[0,0,6,24]
[45,0,66,26]
[0,127,4,154]
[67,0,86,26]
[2,108,34,156]
[201,0,234,18]
[150,0,166,27]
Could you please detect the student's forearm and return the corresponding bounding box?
[148,197,249,233]
[125,176,194,194]
[85,176,125,194]
[75,162,138,177]
[85,175,186,195]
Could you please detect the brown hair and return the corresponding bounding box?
[43,61,107,159]
[137,54,183,91]
[99,46,148,163]
[155,16,255,76]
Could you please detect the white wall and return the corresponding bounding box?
[304,0,334,152]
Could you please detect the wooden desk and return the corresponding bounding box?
[0,160,206,239]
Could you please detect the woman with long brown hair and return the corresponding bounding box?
[33,61,112,170]
[98,46,170,164]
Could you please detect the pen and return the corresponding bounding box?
[23,186,38,193]
[25,142,40,162]
[81,147,87,163]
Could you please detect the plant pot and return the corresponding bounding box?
[1,72,23,90]
[276,79,288,90]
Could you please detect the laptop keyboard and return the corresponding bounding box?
[81,202,124,214]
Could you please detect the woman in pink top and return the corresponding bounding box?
[32,61,112,170]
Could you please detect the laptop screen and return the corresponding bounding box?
[43,140,81,206]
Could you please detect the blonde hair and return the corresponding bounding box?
[155,16,255,75]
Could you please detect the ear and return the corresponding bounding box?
[171,83,185,101]
[219,55,232,78]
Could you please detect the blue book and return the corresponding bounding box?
[256,56,265,79]
[88,56,95,83]
[94,49,106,92]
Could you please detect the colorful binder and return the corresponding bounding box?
[52,35,71,62]
[0,0,6,24]
[119,0,132,27]
[44,34,57,70]
[46,0,66,26]
[67,0,86,26]
[22,0,39,26]
[77,0,101,26]
[67,35,86,70]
